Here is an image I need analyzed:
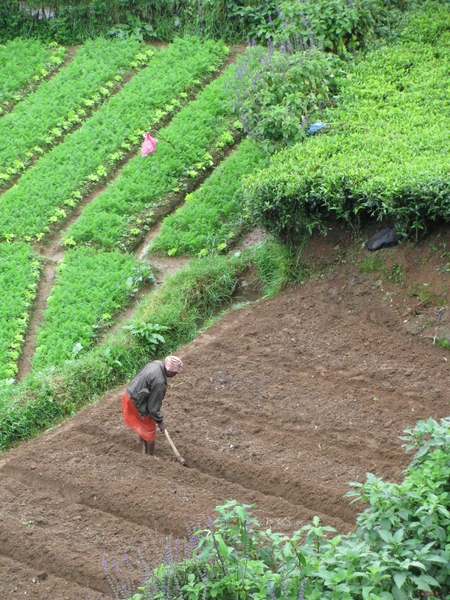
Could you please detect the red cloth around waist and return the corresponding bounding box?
[122,392,156,442]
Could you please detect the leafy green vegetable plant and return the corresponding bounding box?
[122,322,167,353]
[32,247,151,369]
[122,417,450,600]
[65,63,239,250]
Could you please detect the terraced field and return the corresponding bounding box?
[1,33,450,600]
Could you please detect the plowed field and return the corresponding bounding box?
[1,225,450,599]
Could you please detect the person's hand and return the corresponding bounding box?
[158,421,166,432]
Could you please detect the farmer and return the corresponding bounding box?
[122,355,183,457]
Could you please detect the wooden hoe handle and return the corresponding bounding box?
[164,428,186,465]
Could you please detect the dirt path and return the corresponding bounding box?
[1,225,450,599]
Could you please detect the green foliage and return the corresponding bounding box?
[0,38,65,112]
[126,418,450,600]
[65,62,237,249]
[0,0,280,44]
[244,3,450,245]
[122,322,167,353]
[0,37,144,181]
[107,11,156,42]
[150,138,269,256]
[32,247,150,369]
[227,46,341,152]
[0,243,41,382]
[135,253,248,352]
[278,0,386,54]
[0,38,228,242]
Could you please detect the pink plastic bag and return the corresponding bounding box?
[141,132,158,157]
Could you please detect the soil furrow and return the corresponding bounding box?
[0,554,103,600]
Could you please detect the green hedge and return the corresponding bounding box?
[244,3,450,245]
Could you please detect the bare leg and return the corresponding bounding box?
[139,437,146,454]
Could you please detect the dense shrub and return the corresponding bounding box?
[227,45,341,152]
[0,0,405,44]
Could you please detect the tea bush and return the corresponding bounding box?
[244,2,450,245]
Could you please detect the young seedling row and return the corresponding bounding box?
[0,242,41,380]
[33,63,242,366]
[65,64,241,250]
[32,247,151,369]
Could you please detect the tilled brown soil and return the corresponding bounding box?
[1,225,450,600]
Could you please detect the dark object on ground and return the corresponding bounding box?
[365,223,402,252]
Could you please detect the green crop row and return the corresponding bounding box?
[150,137,269,257]
[0,37,150,184]
[32,247,151,370]
[244,3,450,245]
[64,64,241,250]
[0,242,41,382]
[0,37,228,243]
[0,39,65,113]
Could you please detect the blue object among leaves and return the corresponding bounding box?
[306,121,326,135]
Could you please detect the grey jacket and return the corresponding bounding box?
[126,360,167,422]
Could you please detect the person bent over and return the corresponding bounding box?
[122,355,183,457]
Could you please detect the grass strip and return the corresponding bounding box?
[0,241,291,451]
[32,247,151,370]
[64,65,241,249]
[0,242,41,381]
[0,37,148,184]
[0,38,228,242]
[0,39,65,113]
[149,137,269,257]
[244,3,450,243]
